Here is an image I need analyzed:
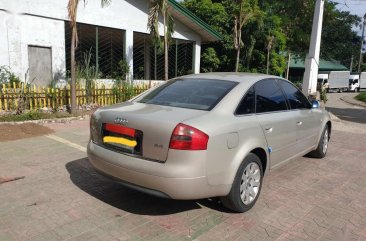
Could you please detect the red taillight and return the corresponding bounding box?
[169,123,209,150]
[104,123,136,137]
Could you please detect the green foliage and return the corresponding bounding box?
[320,2,361,67]
[183,0,229,34]
[111,59,130,83]
[112,82,135,103]
[0,111,43,122]
[148,0,174,48]
[0,111,73,122]
[182,0,361,75]
[76,50,101,103]
[201,48,220,72]
[319,88,328,104]
[355,92,366,103]
[0,66,21,87]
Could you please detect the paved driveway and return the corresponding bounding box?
[1,96,366,241]
[325,92,366,124]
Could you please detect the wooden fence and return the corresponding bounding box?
[0,82,149,111]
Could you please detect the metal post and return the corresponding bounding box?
[96,26,99,72]
[358,14,366,73]
[154,45,157,80]
[302,0,325,97]
[175,39,178,77]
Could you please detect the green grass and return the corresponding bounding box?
[355,92,366,103]
[0,111,85,122]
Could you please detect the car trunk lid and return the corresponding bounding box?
[97,102,206,162]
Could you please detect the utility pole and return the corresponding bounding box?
[286,52,291,79]
[358,13,366,73]
[350,55,353,72]
[302,0,325,97]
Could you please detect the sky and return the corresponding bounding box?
[333,0,366,18]
[332,0,366,36]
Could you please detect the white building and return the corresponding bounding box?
[0,0,221,86]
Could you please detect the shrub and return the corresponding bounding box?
[355,92,366,102]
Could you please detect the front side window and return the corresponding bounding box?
[255,79,288,113]
[235,87,255,115]
[279,80,311,109]
[135,79,238,111]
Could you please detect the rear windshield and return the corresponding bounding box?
[135,78,238,110]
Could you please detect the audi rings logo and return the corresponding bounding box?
[114,117,128,126]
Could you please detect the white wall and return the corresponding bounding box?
[0,10,65,81]
[0,11,10,67]
[0,0,201,41]
[0,0,202,81]
[21,15,66,82]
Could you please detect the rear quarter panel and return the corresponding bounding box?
[184,113,269,187]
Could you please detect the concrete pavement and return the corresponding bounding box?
[325,92,366,124]
[0,97,366,241]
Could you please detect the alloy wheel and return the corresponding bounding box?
[240,162,261,205]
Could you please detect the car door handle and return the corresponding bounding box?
[265,127,273,133]
[297,121,303,126]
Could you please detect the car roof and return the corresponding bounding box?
[177,72,282,85]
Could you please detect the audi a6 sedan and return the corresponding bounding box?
[87,73,331,212]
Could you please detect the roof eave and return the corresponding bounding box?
[167,0,222,43]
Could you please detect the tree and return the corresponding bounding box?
[201,47,220,72]
[148,0,174,81]
[67,0,110,114]
[233,0,262,72]
[183,0,360,76]
[320,2,361,68]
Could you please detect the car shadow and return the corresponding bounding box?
[65,158,232,215]
[326,107,366,124]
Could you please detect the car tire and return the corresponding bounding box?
[221,153,263,213]
[309,125,329,158]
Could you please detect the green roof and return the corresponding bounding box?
[168,0,222,42]
[290,58,348,71]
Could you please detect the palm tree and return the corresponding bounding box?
[233,0,261,72]
[148,0,174,81]
[67,0,111,114]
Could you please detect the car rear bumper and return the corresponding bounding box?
[87,141,230,199]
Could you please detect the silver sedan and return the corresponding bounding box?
[87,73,331,212]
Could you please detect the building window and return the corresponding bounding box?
[133,32,194,80]
[65,22,125,78]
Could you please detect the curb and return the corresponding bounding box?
[340,96,366,108]
[0,115,91,125]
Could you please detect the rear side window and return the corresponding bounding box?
[255,79,288,113]
[279,80,311,109]
[235,87,255,115]
[135,79,238,111]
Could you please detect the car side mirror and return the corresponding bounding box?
[312,100,320,109]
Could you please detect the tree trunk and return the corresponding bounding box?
[235,29,241,72]
[235,48,240,72]
[70,26,77,114]
[164,12,169,81]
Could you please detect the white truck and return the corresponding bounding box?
[349,72,366,92]
[317,71,350,92]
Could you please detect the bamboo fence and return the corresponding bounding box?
[0,82,149,111]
